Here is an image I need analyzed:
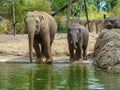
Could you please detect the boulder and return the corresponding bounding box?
[93,29,120,72]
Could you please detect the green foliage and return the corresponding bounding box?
[0,0,52,34]
[16,22,25,34]
[15,0,51,33]
[0,0,119,33]
[111,0,120,16]
[0,24,7,33]
[72,1,81,17]
[51,0,67,13]
[55,16,67,33]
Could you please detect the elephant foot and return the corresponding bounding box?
[74,56,82,62]
[36,58,44,64]
[41,54,45,58]
[78,58,83,62]
[75,57,80,61]
[46,58,53,64]
[75,55,82,61]
[70,58,74,63]
[83,56,87,60]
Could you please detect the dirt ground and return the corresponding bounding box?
[0,33,98,63]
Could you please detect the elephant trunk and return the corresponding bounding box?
[72,37,78,49]
[28,30,35,63]
[73,41,77,49]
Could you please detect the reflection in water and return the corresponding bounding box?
[31,64,53,90]
[94,68,120,90]
[0,62,120,90]
[68,64,88,90]
[0,64,30,90]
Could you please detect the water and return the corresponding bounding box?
[0,62,120,90]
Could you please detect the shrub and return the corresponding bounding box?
[0,24,7,33]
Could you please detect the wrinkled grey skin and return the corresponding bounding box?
[67,24,89,63]
[103,17,120,29]
[24,11,57,64]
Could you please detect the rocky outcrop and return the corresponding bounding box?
[93,29,120,73]
[103,16,120,29]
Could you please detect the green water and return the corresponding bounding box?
[0,62,120,90]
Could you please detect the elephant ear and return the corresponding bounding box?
[78,27,82,34]
[24,12,32,22]
[39,15,45,25]
[77,27,82,39]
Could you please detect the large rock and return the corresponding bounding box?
[93,29,120,72]
[103,16,120,29]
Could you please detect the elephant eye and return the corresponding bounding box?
[36,24,39,29]
[36,20,39,24]
[36,20,39,27]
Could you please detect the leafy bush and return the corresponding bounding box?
[0,0,52,34]
[0,0,119,34]
[0,24,7,33]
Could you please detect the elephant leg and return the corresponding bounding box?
[41,44,45,58]
[43,34,52,64]
[82,45,87,60]
[77,42,83,60]
[69,44,75,63]
[50,40,54,60]
[33,40,43,64]
[46,44,52,64]
[75,48,80,61]
[67,35,74,63]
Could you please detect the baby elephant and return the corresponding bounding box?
[67,24,89,63]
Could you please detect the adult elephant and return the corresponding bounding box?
[24,11,57,64]
[67,24,89,63]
